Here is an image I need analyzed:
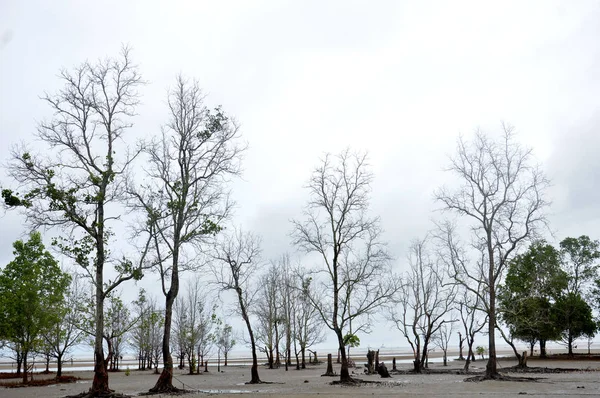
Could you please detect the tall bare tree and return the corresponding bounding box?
[130,75,243,392]
[434,125,550,379]
[210,229,263,384]
[2,48,146,396]
[292,149,398,383]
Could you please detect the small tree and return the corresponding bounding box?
[292,149,398,383]
[216,323,236,367]
[211,229,263,383]
[560,236,600,296]
[498,241,566,360]
[42,273,85,377]
[389,237,455,373]
[0,232,71,383]
[553,293,597,356]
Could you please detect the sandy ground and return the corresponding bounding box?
[2,357,600,397]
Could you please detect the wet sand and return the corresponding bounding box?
[2,355,600,397]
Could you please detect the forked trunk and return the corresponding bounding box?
[22,352,28,384]
[56,352,63,378]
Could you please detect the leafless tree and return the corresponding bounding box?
[291,266,326,369]
[129,75,243,392]
[254,262,285,369]
[434,126,550,378]
[389,237,455,373]
[292,149,398,383]
[434,320,455,366]
[2,48,146,396]
[210,229,263,383]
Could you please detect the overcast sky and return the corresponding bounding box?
[1,0,600,350]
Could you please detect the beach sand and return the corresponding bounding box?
[2,354,600,397]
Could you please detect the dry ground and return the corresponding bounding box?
[1,356,600,397]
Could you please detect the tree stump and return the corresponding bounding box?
[392,357,396,371]
[374,350,380,372]
[366,350,375,374]
[378,362,391,378]
[322,354,336,376]
[519,351,528,368]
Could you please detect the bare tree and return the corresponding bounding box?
[291,267,326,369]
[210,229,263,383]
[292,149,398,383]
[129,75,243,392]
[434,126,550,378]
[389,237,455,373]
[254,263,284,369]
[2,48,146,396]
[434,321,455,366]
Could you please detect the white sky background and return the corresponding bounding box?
[1,0,600,352]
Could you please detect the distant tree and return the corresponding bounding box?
[42,273,85,377]
[498,241,567,361]
[104,293,137,371]
[390,237,456,373]
[560,236,600,296]
[0,232,71,383]
[291,268,325,369]
[129,75,243,393]
[553,293,597,356]
[434,321,455,366]
[292,149,398,383]
[211,229,263,384]
[435,126,550,379]
[254,263,284,369]
[2,47,146,396]
[215,322,236,367]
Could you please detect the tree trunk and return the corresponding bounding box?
[322,353,335,376]
[366,350,375,374]
[568,332,574,357]
[57,353,63,378]
[237,286,261,384]
[336,333,351,382]
[464,344,474,371]
[485,266,498,378]
[90,218,112,396]
[392,357,396,371]
[540,340,547,358]
[458,332,465,360]
[529,341,535,357]
[375,350,380,372]
[301,348,306,369]
[224,352,228,366]
[16,351,22,376]
[150,289,177,392]
[22,351,28,384]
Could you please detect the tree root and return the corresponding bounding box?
[464,373,543,382]
[331,377,387,386]
[65,392,131,398]
[139,390,194,396]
